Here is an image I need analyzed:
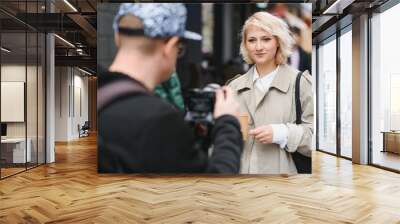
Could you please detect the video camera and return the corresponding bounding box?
[184,84,220,141]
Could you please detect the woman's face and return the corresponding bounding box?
[245,25,278,65]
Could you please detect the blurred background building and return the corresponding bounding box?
[98,3,312,91]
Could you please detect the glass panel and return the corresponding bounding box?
[312,45,317,150]
[318,37,337,154]
[27,31,38,169]
[340,29,352,158]
[38,32,45,165]
[1,31,27,177]
[26,0,39,169]
[0,1,46,178]
[371,4,400,171]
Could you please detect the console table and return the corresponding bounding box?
[381,131,400,154]
[1,138,32,163]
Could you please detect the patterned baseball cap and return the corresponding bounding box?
[113,3,202,41]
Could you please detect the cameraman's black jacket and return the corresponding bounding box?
[98,71,243,173]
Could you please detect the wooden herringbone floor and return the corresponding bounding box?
[1,135,400,224]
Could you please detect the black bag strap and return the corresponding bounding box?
[97,79,148,111]
[292,71,312,173]
[295,72,302,125]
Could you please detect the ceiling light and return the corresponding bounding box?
[63,0,78,12]
[322,0,354,15]
[54,34,75,48]
[78,67,92,76]
[76,48,85,55]
[323,0,341,14]
[1,47,11,53]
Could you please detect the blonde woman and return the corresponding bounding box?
[228,11,313,174]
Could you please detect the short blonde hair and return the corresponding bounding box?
[240,11,293,65]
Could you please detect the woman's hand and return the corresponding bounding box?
[249,125,274,144]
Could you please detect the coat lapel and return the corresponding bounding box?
[232,66,256,121]
[254,86,266,111]
[231,64,292,123]
[254,65,291,110]
[254,64,290,110]
[269,65,291,94]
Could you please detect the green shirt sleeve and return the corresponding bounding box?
[154,72,185,111]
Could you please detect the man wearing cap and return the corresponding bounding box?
[98,3,243,173]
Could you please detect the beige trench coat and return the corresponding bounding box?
[228,64,313,174]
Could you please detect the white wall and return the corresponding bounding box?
[1,65,26,141]
[1,65,26,81]
[1,66,26,129]
[73,73,89,136]
[1,64,46,164]
[55,66,69,141]
[1,65,37,138]
[55,67,89,141]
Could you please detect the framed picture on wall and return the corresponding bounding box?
[1,81,25,122]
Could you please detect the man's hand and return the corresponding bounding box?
[213,86,240,119]
[249,125,273,144]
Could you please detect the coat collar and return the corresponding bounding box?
[234,66,254,92]
[234,64,291,93]
[269,64,291,93]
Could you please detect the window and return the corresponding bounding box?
[371,2,400,171]
[339,28,352,158]
[317,36,337,154]
[0,1,46,179]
